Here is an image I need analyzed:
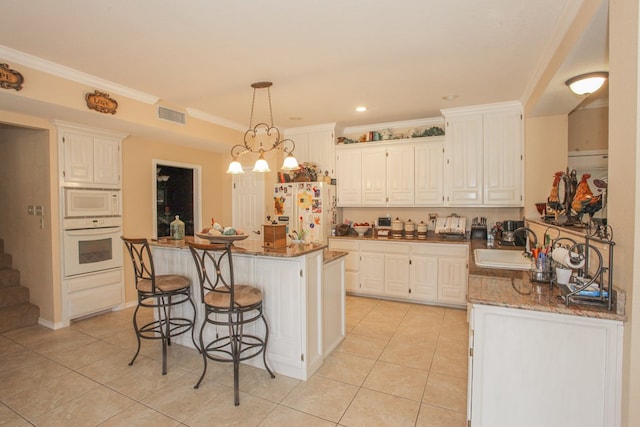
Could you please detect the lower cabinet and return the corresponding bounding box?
[328,238,468,306]
[468,303,623,427]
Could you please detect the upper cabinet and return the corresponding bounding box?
[284,123,336,178]
[57,121,126,188]
[442,101,524,207]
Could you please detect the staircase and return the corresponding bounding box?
[0,238,40,333]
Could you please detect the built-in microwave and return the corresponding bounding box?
[64,188,121,219]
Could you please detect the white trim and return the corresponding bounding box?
[52,120,129,140]
[38,317,67,330]
[186,107,245,132]
[0,45,159,105]
[284,122,337,134]
[442,100,523,117]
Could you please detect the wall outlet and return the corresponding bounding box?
[35,205,44,216]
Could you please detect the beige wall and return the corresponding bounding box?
[568,106,609,152]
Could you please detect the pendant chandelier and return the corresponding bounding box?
[226,82,299,174]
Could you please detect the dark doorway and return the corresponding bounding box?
[156,165,194,238]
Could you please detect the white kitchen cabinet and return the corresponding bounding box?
[409,243,467,305]
[335,146,362,206]
[383,245,411,298]
[57,122,125,187]
[322,256,346,357]
[468,303,623,427]
[328,239,360,292]
[437,254,468,304]
[386,144,415,206]
[442,101,523,207]
[359,243,385,294]
[285,123,336,177]
[361,147,387,206]
[414,137,445,206]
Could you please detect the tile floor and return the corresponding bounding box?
[0,296,468,426]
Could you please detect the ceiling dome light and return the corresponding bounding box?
[355,106,367,112]
[565,72,608,96]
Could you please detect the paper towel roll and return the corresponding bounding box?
[551,247,585,269]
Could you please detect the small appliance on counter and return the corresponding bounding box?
[435,215,466,238]
[470,217,488,240]
[376,216,391,238]
[501,220,525,246]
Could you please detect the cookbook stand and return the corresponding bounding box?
[551,225,615,310]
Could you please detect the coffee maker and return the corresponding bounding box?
[501,220,525,246]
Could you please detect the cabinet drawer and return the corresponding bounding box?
[410,242,468,258]
[361,241,409,255]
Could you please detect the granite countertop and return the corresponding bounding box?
[467,240,626,322]
[323,250,348,264]
[329,231,470,244]
[151,236,327,258]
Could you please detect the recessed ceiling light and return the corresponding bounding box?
[442,95,458,101]
[355,106,367,112]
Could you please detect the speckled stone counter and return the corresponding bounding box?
[151,236,327,257]
[467,240,626,321]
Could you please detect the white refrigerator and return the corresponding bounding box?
[273,182,337,243]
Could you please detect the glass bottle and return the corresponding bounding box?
[170,215,185,240]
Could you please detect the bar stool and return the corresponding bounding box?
[121,237,198,375]
[187,240,274,406]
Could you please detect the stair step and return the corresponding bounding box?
[0,303,39,333]
[0,253,9,269]
[0,269,20,288]
[0,285,30,308]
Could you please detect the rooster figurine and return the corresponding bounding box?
[547,171,564,211]
[571,173,603,217]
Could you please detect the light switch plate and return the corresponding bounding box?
[27,205,34,215]
[35,205,43,216]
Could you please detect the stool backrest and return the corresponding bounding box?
[121,237,157,293]
[187,242,235,307]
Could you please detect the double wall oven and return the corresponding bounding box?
[62,188,124,322]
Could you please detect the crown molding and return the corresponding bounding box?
[0,45,159,105]
[186,108,245,132]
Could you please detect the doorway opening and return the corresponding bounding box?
[153,160,201,239]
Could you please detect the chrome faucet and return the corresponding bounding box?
[514,227,538,251]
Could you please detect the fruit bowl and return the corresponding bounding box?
[353,225,370,237]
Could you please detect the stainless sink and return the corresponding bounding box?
[474,249,532,270]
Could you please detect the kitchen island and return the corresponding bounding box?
[151,237,346,381]
[467,239,625,427]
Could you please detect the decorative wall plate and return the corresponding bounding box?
[0,63,24,91]
[85,90,118,114]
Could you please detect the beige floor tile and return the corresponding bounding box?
[103,328,140,351]
[27,329,98,355]
[430,343,468,379]
[99,402,181,426]
[106,357,190,401]
[32,386,135,427]
[422,372,467,413]
[258,405,336,426]
[185,391,276,426]
[76,350,139,384]
[315,351,375,386]
[142,372,224,421]
[281,375,358,423]
[335,333,389,360]
[415,403,467,427]
[349,319,398,340]
[71,314,133,340]
[2,324,58,346]
[2,370,98,420]
[379,339,435,371]
[0,352,72,399]
[0,402,30,426]
[0,336,25,358]
[362,361,429,401]
[236,365,300,403]
[45,339,126,369]
[340,388,420,427]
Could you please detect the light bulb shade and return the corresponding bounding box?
[253,156,271,172]
[226,160,244,174]
[565,72,608,95]
[281,154,299,170]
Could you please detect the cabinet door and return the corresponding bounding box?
[415,140,444,206]
[307,129,336,177]
[328,239,360,292]
[361,147,387,206]
[437,256,468,304]
[445,115,483,205]
[384,254,410,297]
[254,258,303,372]
[63,131,94,184]
[410,254,438,302]
[290,133,310,165]
[483,109,523,206]
[359,251,385,294]
[335,148,362,206]
[386,145,415,206]
[93,136,121,185]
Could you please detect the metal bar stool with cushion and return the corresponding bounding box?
[187,240,275,406]
[122,237,198,375]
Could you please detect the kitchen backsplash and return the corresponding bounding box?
[340,206,523,231]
